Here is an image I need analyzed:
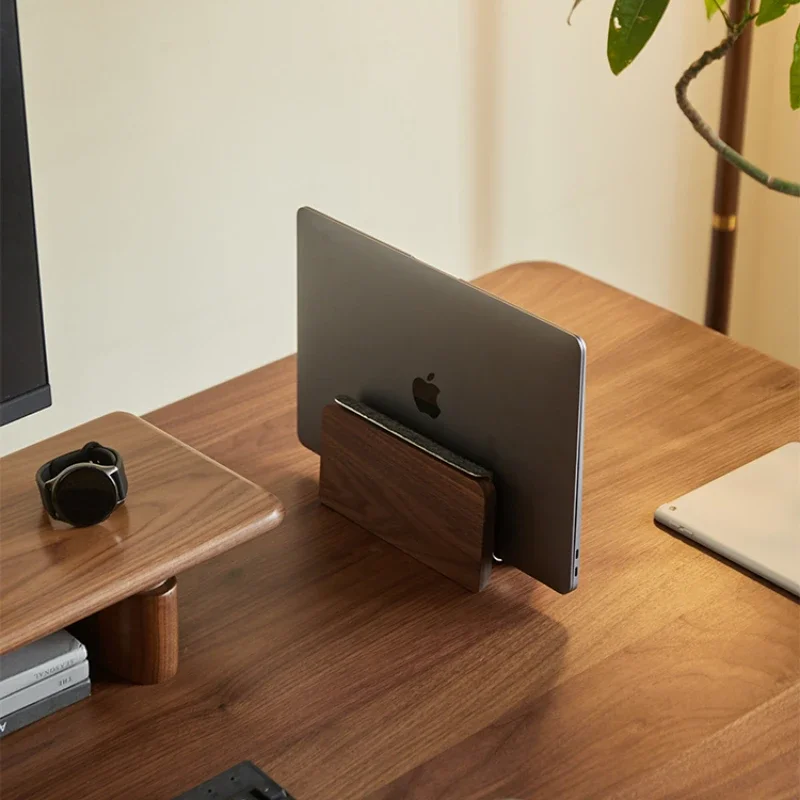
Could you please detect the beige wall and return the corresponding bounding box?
[4,0,476,454]
[1,1,796,456]
[482,0,724,322]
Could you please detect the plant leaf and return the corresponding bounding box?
[704,0,722,18]
[568,0,583,24]
[607,0,671,75]
[756,0,799,27]
[791,23,800,109]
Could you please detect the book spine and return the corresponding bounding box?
[0,659,89,717]
[0,642,87,699]
[0,679,91,738]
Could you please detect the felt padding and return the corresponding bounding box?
[333,395,491,479]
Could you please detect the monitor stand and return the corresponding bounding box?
[0,411,283,685]
[319,396,495,592]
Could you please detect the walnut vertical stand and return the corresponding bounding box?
[319,398,495,592]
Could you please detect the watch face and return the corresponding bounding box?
[54,466,118,527]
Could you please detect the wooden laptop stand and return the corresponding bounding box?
[319,398,495,592]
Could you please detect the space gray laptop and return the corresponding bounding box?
[297,208,586,594]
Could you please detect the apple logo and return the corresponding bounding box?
[412,373,441,418]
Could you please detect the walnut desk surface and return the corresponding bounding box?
[1,262,797,800]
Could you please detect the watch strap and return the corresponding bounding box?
[36,464,58,518]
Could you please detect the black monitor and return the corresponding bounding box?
[1,0,51,425]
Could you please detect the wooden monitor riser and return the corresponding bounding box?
[0,412,284,684]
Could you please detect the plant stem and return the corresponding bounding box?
[711,0,733,32]
[675,21,800,198]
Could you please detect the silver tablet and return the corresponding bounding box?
[655,442,800,596]
[297,208,586,594]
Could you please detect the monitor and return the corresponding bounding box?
[1,0,51,426]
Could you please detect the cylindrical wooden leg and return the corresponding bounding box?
[74,577,179,684]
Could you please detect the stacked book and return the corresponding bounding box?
[0,630,90,738]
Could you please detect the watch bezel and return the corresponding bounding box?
[49,462,121,526]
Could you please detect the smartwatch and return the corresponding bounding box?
[36,441,128,527]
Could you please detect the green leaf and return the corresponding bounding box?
[704,0,722,18]
[791,23,800,109]
[756,0,799,27]
[607,0,671,75]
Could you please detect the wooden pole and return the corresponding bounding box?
[704,0,754,334]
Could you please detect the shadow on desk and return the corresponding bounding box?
[0,496,568,800]
[166,504,568,799]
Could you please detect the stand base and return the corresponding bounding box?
[72,577,179,684]
[319,398,495,591]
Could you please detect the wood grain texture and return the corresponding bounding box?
[319,403,494,592]
[71,577,179,684]
[0,263,797,800]
[609,684,800,800]
[0,412,284,655]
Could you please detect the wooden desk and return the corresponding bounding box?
[1,263,797,799]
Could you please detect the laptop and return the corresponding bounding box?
[297,208,586,594]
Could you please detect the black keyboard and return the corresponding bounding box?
[173,761,296,800]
